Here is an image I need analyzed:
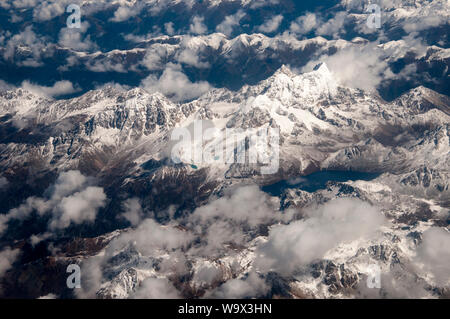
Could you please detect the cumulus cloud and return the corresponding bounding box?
[0,170,106,235]
[108,218,193,256]
[110,3,143,22]
[289,13,318,35]
[189,16,207,35]
[187,185,286,257]
[3,26,48,67]
[164,22,175,35]
[32,0,66,22]
[301,44,393,91]
[21,80,79,98]
[30,232,52,247]
[49,186,106,230]
[287,10,349,38]
[398,33,428,58]
[190,185,277,227]
[255,198,386,275]
[0,247,20,277]
[216,10,246,37]
[132,278,180,299]
[120,198,144,227]
[176,48,210,68]
[0,197,46,235]
[86,59,128,73]
[258,14,283,33]
[415,227,450,285]
[1,0,44,10]
[209,272,269,299]
[321,34,427,89]
[316,11,348,38]
[141,63,212,102]
[58,22,97,52]
[141,45,170,71]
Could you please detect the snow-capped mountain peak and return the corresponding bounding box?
[244,63,338,107]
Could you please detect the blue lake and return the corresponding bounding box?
[262,170,381,196]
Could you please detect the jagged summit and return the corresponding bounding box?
[394,85,450,115]
[255,62,338,103]
[311,62,333,78]
[274,64,296,77]
[272,62,332,79]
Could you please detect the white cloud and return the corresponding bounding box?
[198,220,246,256]
[189,16,207,35]
[216,10,246,37]
[317,11,348,38]
[0,170,106,234]
[86,59,127,73]
[209,272,269,298]
[3,26,47,67]
[110,4,143,22]
[398,34,428,58]
[30,232,52,247]
[108,218,193,256]
[0,196,47,235]
[164,22,175,35]
[33,0,66,22]
[21,80,79,98]
[176,48,210,68]
[190,185,277,227]
[301,44,394,91]
[132,278,180,298]
[141,63,212,102]
[255,198,386,275]
[187,185,286,257]
[415,227,450,285]
[10,14,22,23]
[0,247,20,277]
[49,186,106,230]
[58,22,97,52]
[141,45,169,71]
[120,198,144,227]
[290,13,318,35]
[258,14,283,33]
